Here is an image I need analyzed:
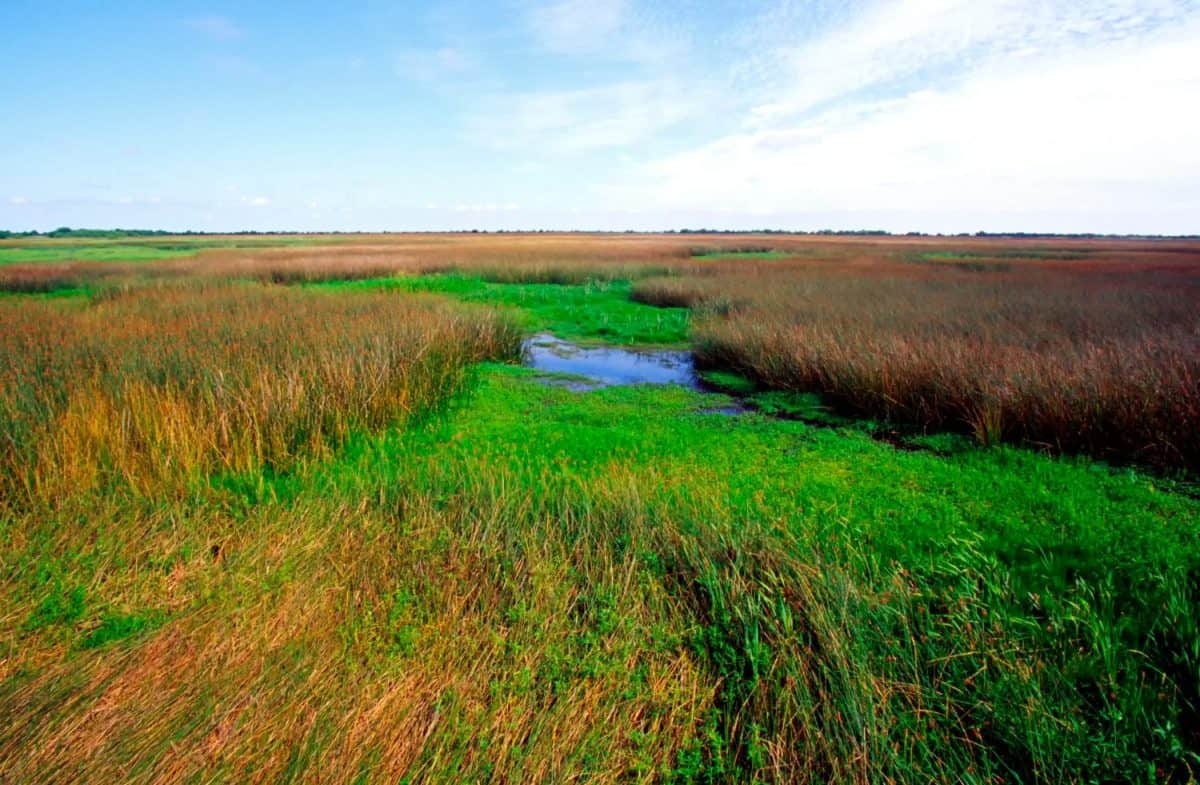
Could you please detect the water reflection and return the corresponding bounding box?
[523,333,700,389]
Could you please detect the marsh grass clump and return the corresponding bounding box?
[197,249,418,283]
[687,262,1200,469]
[0,281,521,506]
[0,264,94,294]
[0,261,158,294]
[631,276,713,309]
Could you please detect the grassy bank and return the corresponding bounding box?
[2,361,1197,782]
[315,274,690,346]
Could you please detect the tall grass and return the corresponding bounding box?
[0,261,174,293]
[0,282,521,506]
[0,235,1198,782]
[4,370,1194,782]
[635,258,1200,469]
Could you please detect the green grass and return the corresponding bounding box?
[313,273,691,346]
[0,236,329,265]
[697,370,757,395]
[0,244,201,265]
[0,287,92,300]
[79,610,166,649]
[3,271,1198,782]
[915,250,1090,262]
[301,364,1200,782]
[690,250,792,260]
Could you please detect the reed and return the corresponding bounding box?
[0,281,521,507]
[680,263,1200,468]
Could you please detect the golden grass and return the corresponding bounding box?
[0,282,521,507]
[0,477,719,783]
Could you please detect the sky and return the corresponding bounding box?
[1,0,1198,234]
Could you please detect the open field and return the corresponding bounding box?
[5,232,1196,468]
[1,233,1198,783]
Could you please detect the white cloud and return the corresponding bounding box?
[185,16,246,40]
[741,0,1195,124]
[459,1,705,156]
[525,0,687,65]
[529,0,629,54]
[470,79,714,152]
[8,196,29,205]
[240,196,271,207]
[631,14,1200,230]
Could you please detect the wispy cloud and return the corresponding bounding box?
[628,6,1200,229]
[528,0,629,54]
[463,0,709,152]
[469,79,715,152]
[738,0,1194,125]
[185,15,246,40]
[525,0,688,65]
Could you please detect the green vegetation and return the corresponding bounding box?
[1,236,1197,783]
[916,249,1092,261]
[698,369,758,395]
[0,286,91,300]
[690,247,792,260]
[320,364,1200,782]
[0,236,330,266]
[0,244,201,265]
[317,273,690,345]
[0,228,178,239]
[79,610,166,649]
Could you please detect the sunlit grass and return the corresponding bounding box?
[0,234,1198,783]
[0,281,521,506]
[634,262,1200,469]
[0,244,199,265]
[5,362,1195,782]
[316,273,691,346]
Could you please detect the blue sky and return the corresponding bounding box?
[2,0,1198,233]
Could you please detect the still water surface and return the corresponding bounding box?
[522,333,701,390]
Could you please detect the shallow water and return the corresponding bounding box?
[697,404,752,416]
[523,333,701,389]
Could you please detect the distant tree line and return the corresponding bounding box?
[2,227,1196,240]
[0,227,177,239]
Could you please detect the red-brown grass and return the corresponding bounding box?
[668,256,1200,468]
